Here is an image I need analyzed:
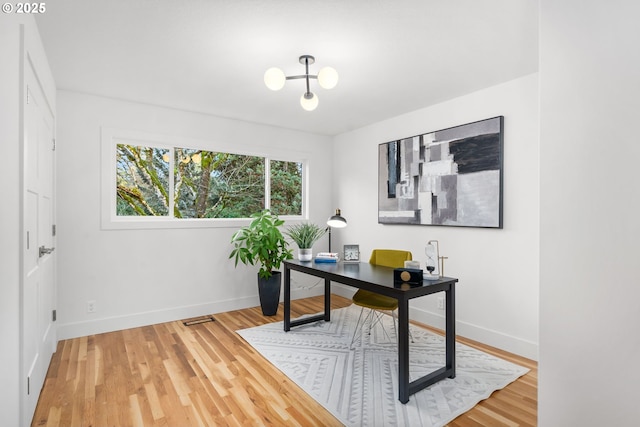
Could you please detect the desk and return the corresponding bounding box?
[283,259,458,404]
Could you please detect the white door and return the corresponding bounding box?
[23,56,56,423]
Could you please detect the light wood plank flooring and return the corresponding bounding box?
[32,295,537,426]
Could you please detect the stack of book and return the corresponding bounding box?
[314,252,339,263]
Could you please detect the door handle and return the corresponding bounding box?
[39,246,55,258]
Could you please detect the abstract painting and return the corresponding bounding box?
[378,116,503,228]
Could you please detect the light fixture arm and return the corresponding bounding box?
[283,55,318,82]
[285,75,318,81]
[305,55,311,96]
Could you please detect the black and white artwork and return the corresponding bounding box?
[378,116,503,228]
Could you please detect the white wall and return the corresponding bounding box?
[539,2,640,425]
[55,91,334,339]
[332,74,539,359]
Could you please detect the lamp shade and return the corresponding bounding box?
[300,92,319,111]
[264,67,286,91]
[327,209,347,228]
[317,66,339,90]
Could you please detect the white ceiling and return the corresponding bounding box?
[35,0,538,136]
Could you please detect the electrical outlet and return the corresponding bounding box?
[87,300,96,313]
[437,297,445,310]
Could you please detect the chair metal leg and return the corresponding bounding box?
[351,307,413,348]
[350,306,367,348]
[392,310,414,343]
[369,310,392,341]
[391,309,398,340]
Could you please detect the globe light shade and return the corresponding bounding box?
[300,92,319,111]
[317,66,339,90]
[264,67,286,91]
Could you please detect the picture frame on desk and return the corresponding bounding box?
[343,244,360,263]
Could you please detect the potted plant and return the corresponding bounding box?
[285,222,327,261]
[229,209,293,316]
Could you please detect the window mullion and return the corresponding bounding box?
[264,157,271,211]
[169,147,175,218]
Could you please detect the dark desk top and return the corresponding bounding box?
[284,259,458,300]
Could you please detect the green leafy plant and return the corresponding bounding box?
[285,222,327,249]
[229,209,293,279]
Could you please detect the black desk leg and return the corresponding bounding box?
[446,286,456,378]
[324,278,331,321]
[397,298,410,403]
[284,266,291,332]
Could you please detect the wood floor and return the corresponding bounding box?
[32,295,537,426]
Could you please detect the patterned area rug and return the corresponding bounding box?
[237,305,529,427]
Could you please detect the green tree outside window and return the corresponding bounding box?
[116,144,169,216]
[116,144,303,219]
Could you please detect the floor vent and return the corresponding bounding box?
[182,316,215,326]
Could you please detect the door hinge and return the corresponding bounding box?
[52,309,57,322]
[52,224,56,236]
[27,376,30,395]
[52,138,56,151]
[26,85,30,104]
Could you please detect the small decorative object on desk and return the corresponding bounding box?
[343,244,360,263]
[314,252,339,263]
[285,222,327,262]
[404,260,421,269]
[424,240,440,280]
[394,268,424,285]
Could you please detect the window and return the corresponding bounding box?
[103,129,306,228]
[269,160,303,216]
[116,144,170,216]
[172,149,266,219]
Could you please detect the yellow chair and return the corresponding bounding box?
[350,249,413,348]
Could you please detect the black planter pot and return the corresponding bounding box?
[258,271,281,316]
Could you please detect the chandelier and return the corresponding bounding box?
[264,55,338,111]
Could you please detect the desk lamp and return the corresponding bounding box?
[326,209,347,252]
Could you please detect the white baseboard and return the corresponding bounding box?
[57,287,323,340]
[409,307,538,361]
[58,284,538,361]
[331,283,538,361]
